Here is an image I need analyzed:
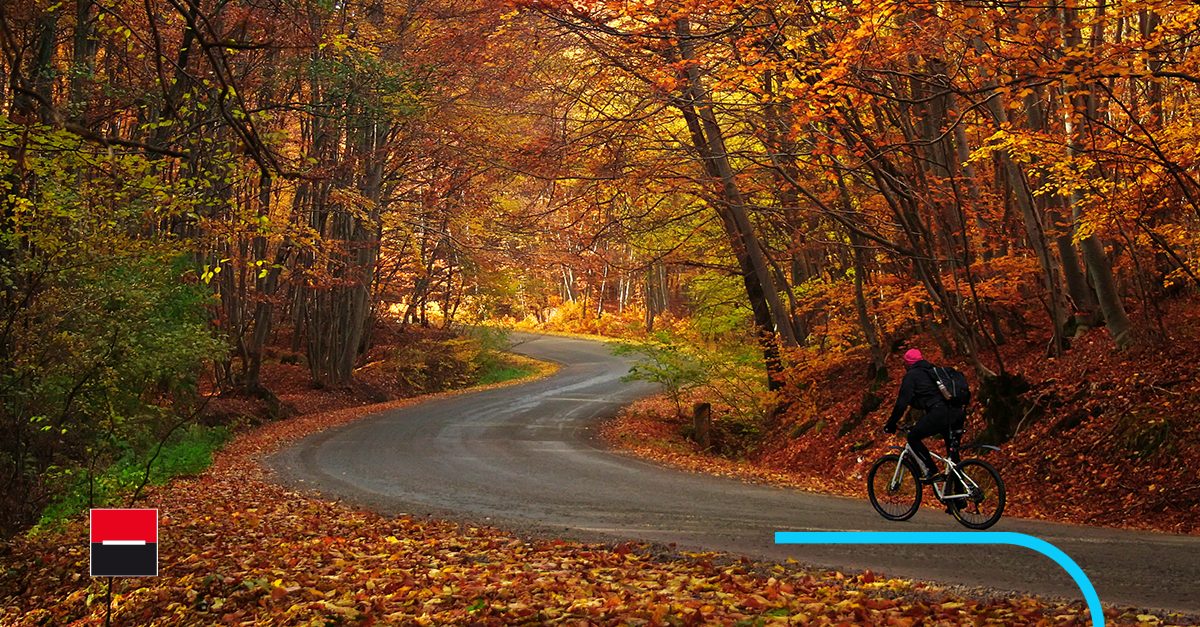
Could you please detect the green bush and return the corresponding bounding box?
[613,333,709,417]
[35,425,231,530]
[459,325,536,386]
[614,331,769,420]
[615,329,772,458]
[475,358,537,386]
[0,119,226,538]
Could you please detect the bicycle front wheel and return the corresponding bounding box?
[868,454,922,521]
[951,458,1005,529]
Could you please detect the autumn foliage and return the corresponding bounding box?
[602,293,1200,535]
[506,0,1200,383]
[2,392,1161,627]
[2,0,1200,621]
[0,0,577,534]
[496,0,1200,538]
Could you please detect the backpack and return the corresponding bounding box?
[929,366,971,409]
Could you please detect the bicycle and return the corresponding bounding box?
[867,427,1006,529]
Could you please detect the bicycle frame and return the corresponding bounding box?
[886,442,995,502]
[870,429,1006,528]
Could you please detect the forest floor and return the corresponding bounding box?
[600,295,1200,537]
[0,357,1184,627]
[1,321,1195,626]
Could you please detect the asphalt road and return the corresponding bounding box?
[269,332,1200,616]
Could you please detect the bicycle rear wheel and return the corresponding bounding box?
[951,458,1005,529]
[868,454,922,521]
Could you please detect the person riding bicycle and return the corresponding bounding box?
[883,349,967,481]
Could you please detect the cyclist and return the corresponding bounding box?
[883,348,967,481]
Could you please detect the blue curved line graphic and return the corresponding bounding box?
[774,532,1103,627]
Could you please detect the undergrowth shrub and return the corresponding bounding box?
[0,122,226,539]
[35,425,232,530]
[374,326,536,394]
[614,330,772,457]
[463,326,538,385]
[381,335,481,393]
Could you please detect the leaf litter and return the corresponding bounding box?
[1,371,1194,626]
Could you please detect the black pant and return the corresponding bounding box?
[907,404,964,474]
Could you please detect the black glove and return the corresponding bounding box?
[884,422,897,434]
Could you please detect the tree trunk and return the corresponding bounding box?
[672,19,795,389]
[644,263,668,333]
[1063,4,1137,350]
[71,0,98,109]
[977,71,1069,354]
[836,174,885,374]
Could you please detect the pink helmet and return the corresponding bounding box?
[902,349,923,367]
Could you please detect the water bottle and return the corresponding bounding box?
[935,375,952,400]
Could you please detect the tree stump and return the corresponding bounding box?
[692,402,712,449]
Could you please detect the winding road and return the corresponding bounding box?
[269,332,1200,615]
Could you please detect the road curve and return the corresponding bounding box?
[268,332,1200,615]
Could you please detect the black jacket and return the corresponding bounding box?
[886,360,946,428]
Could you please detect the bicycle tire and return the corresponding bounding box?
[868,454,922,521]
[950,458,1005,529]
